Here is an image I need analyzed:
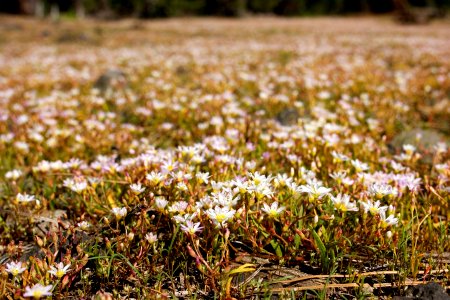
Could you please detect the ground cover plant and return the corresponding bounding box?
[0,16,449,299]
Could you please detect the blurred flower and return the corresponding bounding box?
[48,262,71,278]
[146,171,165,186]
[111,207,127,219]
[154,197,168,210]
[5,169,22,180]
[169,201,188,214]
[368,183,398,199]
[176,182,188,191]
[145,232,158,244]
[5,261,26,276]
[351,159,369,172]
[380,212,399,228]
[15,193,35,203]
[402,144,416,155]
[196,172,210,184]
[23,284,52,298]
[77,221,91,230]
[331,151,349,163]
[63,178,88,193]
[386,231,393,239]
[130,183,145,194]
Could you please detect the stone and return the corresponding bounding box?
[32,209,69,238]
[56,31,93,44]
[94,69,127,93]
[389,128,449,164]
[394,282,450,300]
[275,108,300,126]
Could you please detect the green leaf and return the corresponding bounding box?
[270,239,283,257]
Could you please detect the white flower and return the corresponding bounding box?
[232,179,250,194]
[15,193,35,203]
[330,194,358,212]
[5,261,26,276]
[23,284,53,298]
[77,221,91,230]
[386,231,393,239]
[206,206,236,228]
[298,182,331,201]
[170,170,192,182]
[248,183,274,200]
[191,154,205,164]
[360,200,388,216]
[402,144,416,155]
[351,159,369,172]
[5,169,22,180]
[180,221,203,235]
[145,232,158,244]
[249,172,272,186]
[435,163,448,174]
[313,214,319,224]
[331,151,349,163]
[154,197,168,210]
[173,213,197,224]
[161,161,178,174]
[341,177,355,186]
[261,202,285,218]
[176,182,188,191]
[169,201,189,214]
[196,172,211,184]
[111,207,127,219]
[71,181,88,193]
[14,141,29,153]
[391,161,406,172]
[433,142,447,154]
[130,183,145,194]
[368,183,398,199]
[380,212,399,228]
[273,174,293,188]
[63,178,88,193]
[48,262,71,278]
[146,171,165,185]
[329,171,347,183]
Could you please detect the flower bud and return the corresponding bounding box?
[187,245,197,259]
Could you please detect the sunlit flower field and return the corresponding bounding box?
[0,16,449,299]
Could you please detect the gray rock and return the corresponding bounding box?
[56,31,93,44]
[32,209,69,238]
[394,282,450,300]
[389,128,449,163]
[275,108,300,126]
[94,69,127,93]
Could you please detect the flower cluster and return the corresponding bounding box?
[0,16,448,298]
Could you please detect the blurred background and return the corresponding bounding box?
[1,0,449,20]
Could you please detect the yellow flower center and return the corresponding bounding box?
[268,209,278,218]
[215,213,226,223]
[32,291,43,298]
[369,207,378,215]
[335,203,347,212]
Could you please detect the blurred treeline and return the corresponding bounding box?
[1,0,449,18]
